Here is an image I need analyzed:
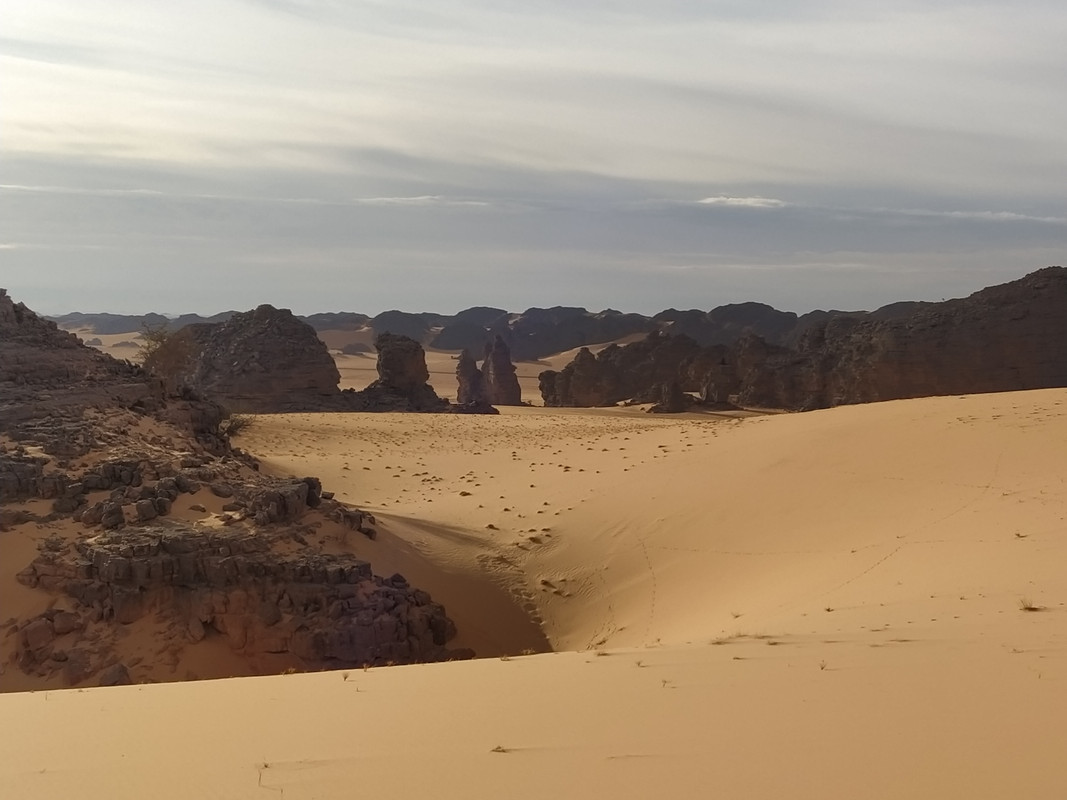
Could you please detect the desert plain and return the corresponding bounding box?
[3,358,1067,796]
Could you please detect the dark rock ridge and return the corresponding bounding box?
[14,526,462,684]
[541,267,1067,410]
[539,331,706,408]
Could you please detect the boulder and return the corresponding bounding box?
[156,305,341,413]
[98,663,133,686]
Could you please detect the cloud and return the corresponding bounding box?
[352,195,490,207]
[697,195,787,209]
[888,208,1067,225]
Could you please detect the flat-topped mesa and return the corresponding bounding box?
[166,304,341,413]
[482,335,522,405]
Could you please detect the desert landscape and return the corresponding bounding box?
[3,269,1067,797]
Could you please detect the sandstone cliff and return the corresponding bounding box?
[540,267,1067,411]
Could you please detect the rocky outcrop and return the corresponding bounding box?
[1,289,228,454]
[371,332,430,393]
[540,268,1067,411]
[732,266,1067,409]
[456,349,488,405]
[162,305,341,413]
[13,526,464,683]
[539,332,703,407]
[339,333,448,412]
[482,336,522,405]
[648,381,692,414]
[0,288,164,428]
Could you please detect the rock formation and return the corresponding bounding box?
[161,305,341,413]
[2,289,469,689]
[341,333,448,412]
[14,525,461,683]
[482,336,522,405]
[456,349,488,405]
[0,288,164,427]
[540,267,1067,411]
[648,381,691,414]
[539,332,703,407]
[732,266,1067,409]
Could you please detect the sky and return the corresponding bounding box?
[2,0,1066,316]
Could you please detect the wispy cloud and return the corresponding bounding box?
[697,195,787,209]
[352,195,490,207]
[888,207,1067,225]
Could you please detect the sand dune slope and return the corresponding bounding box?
[4,389,1067,797]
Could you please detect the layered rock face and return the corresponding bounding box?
[482,336,522,405]
[15,527,460,683]
[166,305,341,413]
[540,268,1067,410]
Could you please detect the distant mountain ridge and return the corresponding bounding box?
[45,275,1045,364]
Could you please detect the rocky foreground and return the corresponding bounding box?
[0,288,468,690]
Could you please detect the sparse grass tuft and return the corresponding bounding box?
[1019,597,1046,612]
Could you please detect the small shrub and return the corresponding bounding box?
[220,413,256,437]
[1019,597,1045,612]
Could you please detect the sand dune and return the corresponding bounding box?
[4,389,1067,797]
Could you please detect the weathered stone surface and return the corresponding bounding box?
[456,349,488,405]
[158,305,341,413]
[14,525,465,677]
[0,288,162,429]
[98,663,133,686]
[482,336,522,405]
[371,332,429,392]
[336,334,450,412]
